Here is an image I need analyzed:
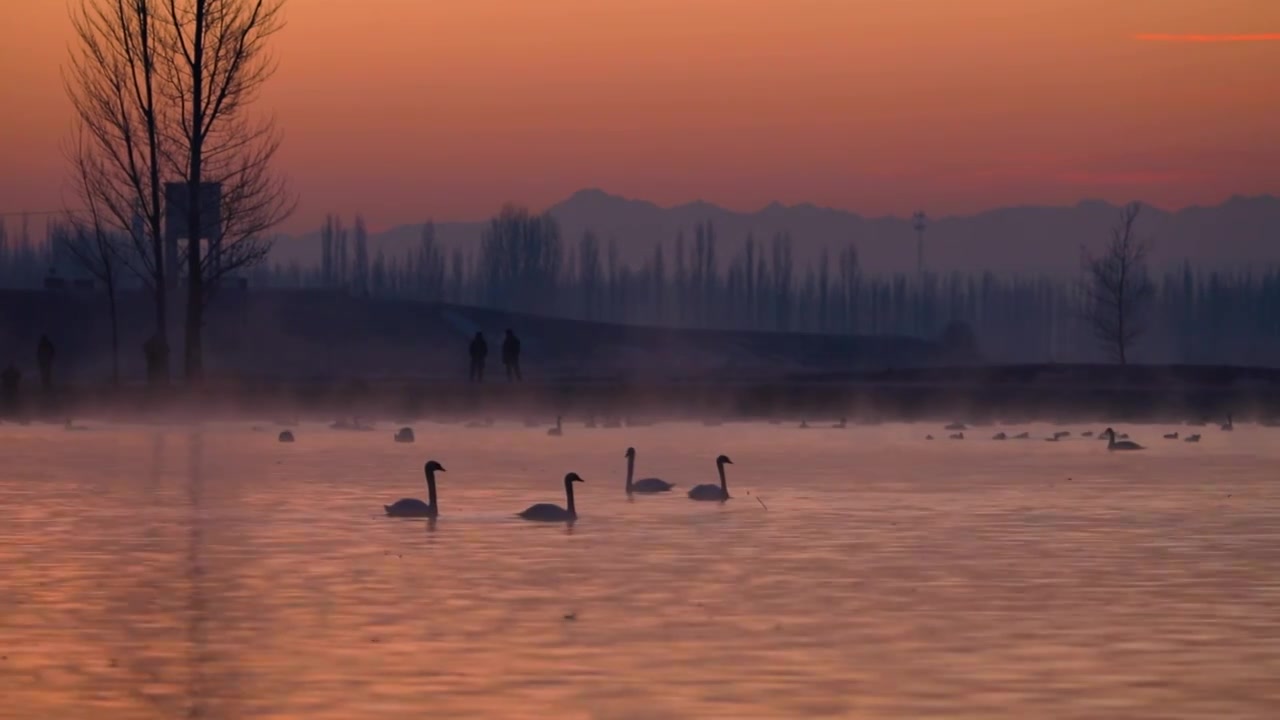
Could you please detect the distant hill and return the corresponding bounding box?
[271,190,1280,276]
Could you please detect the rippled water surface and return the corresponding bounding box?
[2,419,1278,719]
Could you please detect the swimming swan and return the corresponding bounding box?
[624,447,675,494]
[384,460,446,517]
[1104,428,1143,451]
[547,416,563,437]
[519,472,583,522]
[394,427,415,443]
[688,455,733,502]
[1220,414,1234,432]
[278,430,295,443]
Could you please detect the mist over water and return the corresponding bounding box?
[1,420,1277,718]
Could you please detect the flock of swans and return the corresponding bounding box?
[383,448,733,521]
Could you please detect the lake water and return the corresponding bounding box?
[1,419,1277,719]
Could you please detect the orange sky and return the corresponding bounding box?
[1,0,1277,233]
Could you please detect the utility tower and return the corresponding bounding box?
[912,210,928,275]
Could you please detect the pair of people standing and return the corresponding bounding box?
[469,329,522,383]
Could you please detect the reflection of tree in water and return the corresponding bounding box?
[185,431,209,717]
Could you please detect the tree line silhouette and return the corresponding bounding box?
[4,207,1278,366]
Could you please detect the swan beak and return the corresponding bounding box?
[437,466,446,472]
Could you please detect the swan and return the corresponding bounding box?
[1082,431,1094,437]
[547,416,563,436]
[278,430,295,443]
[688,455,732,502]
[1220,414,1234,432]
[624,447,675,494]
[385,460,446,518]
[1053,431,1071,439]
[1163,431,1179,440]
[992,432,1007,440]
[832,417,847,428]
[519,472,583,522]
[799,420,810,429]
[949,432,964,440]
[1184,433,1201,443]
[394,427,415,443]
[1104,428,1143,451]
[945,422,967,431]
[1013,431,1030,440]
[925,434,934,440]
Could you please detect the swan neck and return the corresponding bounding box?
[565,480,577,515]
[626,456,634,491]
[426,471,438,509]
[718,462,728,493]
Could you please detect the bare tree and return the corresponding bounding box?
[160,0,293,380]
[66,0,291,383]
[61,134,127,384]
[1086,203,1153,364]
[67,0,171,382]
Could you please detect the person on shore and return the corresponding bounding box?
[468,331,488,383]
[37,335,55,392]
[502,329,522,382]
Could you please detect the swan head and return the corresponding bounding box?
[716,454,733,465]
[424,460,446,474]
[1103,427,1116,437]
[564,472,584,484]
[624,447,636,459]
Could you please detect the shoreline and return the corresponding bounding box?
[4,364,1278,425]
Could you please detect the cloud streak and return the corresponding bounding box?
[1135,33,1280,43]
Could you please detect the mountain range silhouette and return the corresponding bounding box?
[277,189,1280,275]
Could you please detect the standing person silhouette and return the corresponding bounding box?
[502,329,522,381]
[468,331,488,383]
[36,335,55,392]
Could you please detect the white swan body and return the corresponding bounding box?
[624,447,675,494]
[385,460,445,517]
[519,473,583,521]
[1104,428,1143,451]
[688,455,732,502]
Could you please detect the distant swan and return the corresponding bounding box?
[688,455,733,502]
[519,472,583,522]
[1012,431,1030,440]
[799,420,810,429]
[1082,431,1094,437]
[394,427,415,443]
[992,432,1007,440]
[547,416,563,436]
[1184,433,1201,443]
[1104,428,1143,451]
[1053,431,1071,439]
[1220,414,1234,432]
[832,417,847,428]
[278,430,295,443]
[624,447,675,494]
[1163,431,1179,440]
[385,460,446,518]
[945,422,967,431]
[949,432,964,440]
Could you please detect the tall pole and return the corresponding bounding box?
[912,211,928,276]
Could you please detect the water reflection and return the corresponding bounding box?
[0,421,1278,718]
